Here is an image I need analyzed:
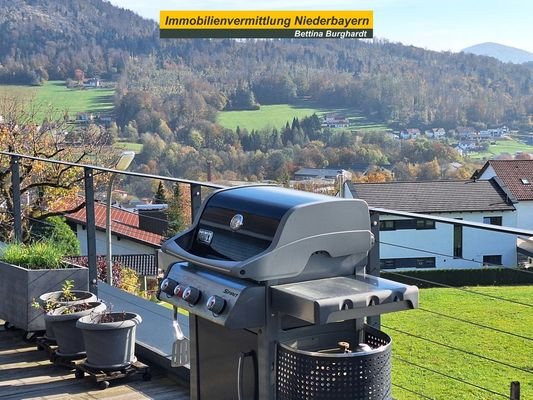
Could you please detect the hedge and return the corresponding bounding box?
[380,267,533,288]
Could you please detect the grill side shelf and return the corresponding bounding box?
[271,276,419,325]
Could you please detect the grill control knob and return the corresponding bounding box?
[174,285,185,298]
[160,278,178,296]
[206,295,226,314]
[182,286,201,305]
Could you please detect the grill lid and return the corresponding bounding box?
[161,185,374,281]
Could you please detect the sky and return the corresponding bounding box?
[107,0,533,54]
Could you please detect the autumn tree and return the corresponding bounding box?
[393,162,421,181]
[0,97,116,242]
[74,68,85,83]
[355,168,394,183]
[418,159,441,181]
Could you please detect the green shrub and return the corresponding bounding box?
[0,241,65,269]
[381,267,533,287]
[31,216,80,256]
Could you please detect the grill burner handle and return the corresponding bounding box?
[237,351,257,400]
[160,278,178,296]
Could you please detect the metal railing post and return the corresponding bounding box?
[84,167,98,296]
[10,156,23,242]
[190,183,202,222]
[367,211,381,329]
[510,381,520,400]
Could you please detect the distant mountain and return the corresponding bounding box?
[462,42,533,64]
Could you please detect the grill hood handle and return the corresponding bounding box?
[162,231,241,272]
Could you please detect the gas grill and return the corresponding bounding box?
[158,185,418,400]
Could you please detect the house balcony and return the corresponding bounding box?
[0,151,531,400]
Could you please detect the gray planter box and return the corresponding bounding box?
[0,261,89,332]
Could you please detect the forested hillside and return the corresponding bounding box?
[2,0,533,186]
[1,0,533,130]
[0,0,157,83]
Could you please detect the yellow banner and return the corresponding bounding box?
[160,10,373,30]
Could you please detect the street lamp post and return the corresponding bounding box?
[106,151,135,286]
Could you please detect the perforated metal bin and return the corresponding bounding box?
[277,326,392,400]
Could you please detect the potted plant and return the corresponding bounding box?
[35,279,97,341]
[44,300,106,359]
[0,241,89,336]
[76,309,142,369]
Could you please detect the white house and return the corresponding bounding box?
[487,127,508,137]
[83,78,101,88]
[345,179,517,270]
[474,160,533,263]
[425,128,446,139]
[400,128,420,140]
[322,113,349,128]
[478,130,492,140]
[294,168,352,181]
[475,160,533,230]
[456,126,477,140]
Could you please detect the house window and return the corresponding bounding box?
[521,178,530,185]
[380,220,396,231]
[380,219,436,231]
[416,219,435,230]
[380,259,396,269]
[483,216,502,226]
[380,257,436,269]
[483,255,502,266]
[394,219,415,230]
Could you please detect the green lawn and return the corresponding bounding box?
[35,80,114,119]
[384,285,532,399]
[0,84,40,100]
[157,284,532,399]
[0,80,114,122]
[217,103,389,132]
[114,141,144,154]
[218,104,322,131]
[469,138,533,160]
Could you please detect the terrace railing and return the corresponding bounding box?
[1,151,532,399]
[1,150,224,296]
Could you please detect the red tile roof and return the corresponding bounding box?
[66,201,164,247]
[481,160,533,201]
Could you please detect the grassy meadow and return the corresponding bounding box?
[384,285,532,400]
[158,284,532,399]
[0,80,114,122]
[469,138,533,160]
[217,104,322,131]
[114,141,144,154]
[217,103,389,132]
